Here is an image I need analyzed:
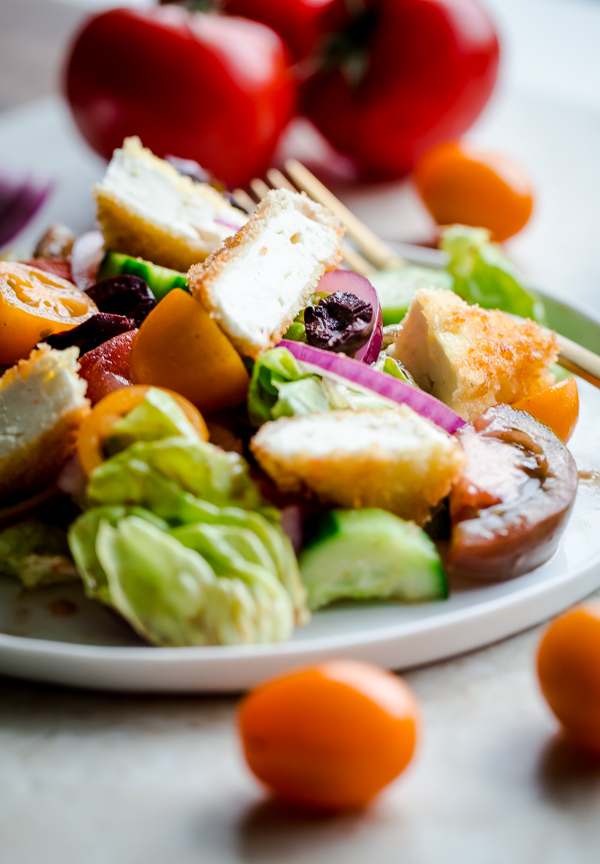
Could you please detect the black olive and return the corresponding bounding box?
[304,291,374,353]
[43,313,136,355]
[85,275,156,326]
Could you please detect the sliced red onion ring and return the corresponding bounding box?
[278,339,465,434]
[0,174,53,248]
[317,269,383,364]
[70,230,105,290]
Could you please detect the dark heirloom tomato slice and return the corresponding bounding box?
[448,404,578,581]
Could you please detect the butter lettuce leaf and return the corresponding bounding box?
[441,225,546,323]
[248,347,396,425]
[0,520,78,589]
[87,437,264,514]
[72,514,295,646]
[104,388,201,457]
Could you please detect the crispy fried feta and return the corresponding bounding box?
[251,408,465,525]
[0,345,90,502]
[391,288,559,421]
[94,137,247,272]
[188,189,344,359]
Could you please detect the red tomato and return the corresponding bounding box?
[238,660,419,811]
[79,330,136,405]
[64,7,295,188]
[223,0,350,60]
[301,0,500,178]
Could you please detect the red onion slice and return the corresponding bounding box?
[317,269,383,364]
[278,339,465,434]
[70,230,105,290]
[0,174,52,247]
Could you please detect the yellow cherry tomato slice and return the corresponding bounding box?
[77,384,208,477]
[413,141,534,242]
[129,289,249,415]
[0,262,98,365]
[538,604,600,754]
[513,377,579,443]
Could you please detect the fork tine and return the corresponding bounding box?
[249,177,271,201]
[231,188,256,214]
[266,167,296,193]
[285,159,405,271]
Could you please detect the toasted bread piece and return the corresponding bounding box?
[93,137,247,272]
[391,288,559,421]
[251,408,465,525]
[0,345,90,503]
[188,189,344,358]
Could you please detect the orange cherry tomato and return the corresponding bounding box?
[413,141,534,242]
[77,384,208,477]
[513,377,579,443]
[238,660,419,811]
[538,604,600,754]
[0,261,98,365]
[129,289,249,415]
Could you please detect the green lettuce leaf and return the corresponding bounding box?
[248,347,397,425]
[87,437,264,515]
[104,388,201,457]
[0,520,78,589]
[74,514,295,645]
[441,225,546,322]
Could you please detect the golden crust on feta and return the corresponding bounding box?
[188,189,344,359]
[250,408,465,525]
[93,137,247,272]
[391,288,559,421]
[0,345,90,502]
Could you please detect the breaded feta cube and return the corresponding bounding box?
[391,288,559,421]
[94,137,247,272]
[188,189,344,359]
[250,408,465,525]
[0,345,90,502]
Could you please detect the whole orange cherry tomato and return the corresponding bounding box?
[130,289,249,415]
[413,141,534,241]
[513,377,579,443]
[238,660,419,811]
[538,605,600,754]
[0,262,98,365]
[77,384,208,477]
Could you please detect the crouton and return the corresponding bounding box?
[93,137,247,272]
[391,288,559,421]
[188,189,344,359]
[250,408,465,525]
[0,345,90,502]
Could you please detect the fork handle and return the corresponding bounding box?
[285,159,405,271]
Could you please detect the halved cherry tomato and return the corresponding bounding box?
[413,141,534,242]
[0,262,98,365]
[238,660,419,811]
[513,377,579,444]
[538,604,600,754]
[77,384,208,477]
[130,289,249,415]
[78,330,137,405]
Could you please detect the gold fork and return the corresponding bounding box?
[236,161,600,389]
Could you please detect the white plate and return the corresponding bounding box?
[0,302,599,692]
[0,101,599,693]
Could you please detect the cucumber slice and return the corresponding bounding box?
[300,509,447,610]
[370,266,453,325]
[98,252,188,301]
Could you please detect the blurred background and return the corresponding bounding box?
[1,0,599,310]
